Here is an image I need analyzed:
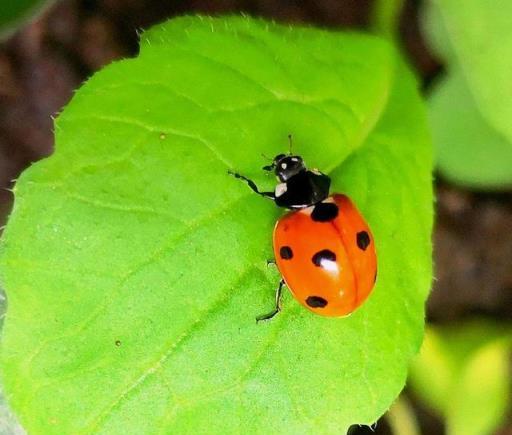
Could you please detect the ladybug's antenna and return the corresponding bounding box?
[261,152,273,162]
[287,134,293,155]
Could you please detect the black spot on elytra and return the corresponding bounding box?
[374,270,378,284]
[306,296,328,308]
[280,246,293,260]
[357,231,371,251]
[311,202,339,222]
[312,249,336,267]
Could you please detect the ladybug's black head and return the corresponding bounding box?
[263,154,306,182]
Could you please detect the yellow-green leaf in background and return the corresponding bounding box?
[409,323,512,435]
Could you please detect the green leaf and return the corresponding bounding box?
[423,0,512,142]
[419,0,454,63]
[0,0,55,38]
[422,0,512,188]
[409,323,512,435]
[370,0,405,41]
[0,289,24,434]
[430,71,512,188]
[0,16,433,434]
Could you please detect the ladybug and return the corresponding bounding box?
[229,137,377,321]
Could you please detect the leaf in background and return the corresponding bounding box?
[423,0,512,142]
[0,16,433,434]
[0,0,55,38]
[430,71,512,187]
[406,328,452,413]
[420,0,454,65]
[409,323,512,435]
[421,0,512,189]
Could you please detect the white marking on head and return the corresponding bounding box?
[281,163,287,169]
[300,205,314,215]
[275,183,287,197]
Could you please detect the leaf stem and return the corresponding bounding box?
[370,0,405,41]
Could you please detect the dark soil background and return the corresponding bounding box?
[0,1,511,434]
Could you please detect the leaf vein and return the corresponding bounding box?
[82,265,260,433]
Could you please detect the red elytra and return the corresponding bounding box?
[273,194,377,317]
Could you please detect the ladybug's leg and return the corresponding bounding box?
[228,171,275,200]
[266,259,276,267]
[256,279,285,322]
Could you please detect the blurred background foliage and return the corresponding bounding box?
[0,0,510,434]
[409,323,511,435]
[422,0,512,189]
[0,0,56,38]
